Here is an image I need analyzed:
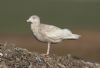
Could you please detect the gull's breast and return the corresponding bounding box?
[33,32,47,42]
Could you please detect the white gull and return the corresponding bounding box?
[26,15,80,55]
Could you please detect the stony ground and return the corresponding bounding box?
[0,43,100,68]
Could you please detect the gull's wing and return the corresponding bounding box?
[39,24,63,39]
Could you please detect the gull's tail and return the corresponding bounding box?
[62,29,80,39]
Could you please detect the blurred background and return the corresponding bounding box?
[0,0,100,62]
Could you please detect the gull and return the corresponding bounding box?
[26,15,80,55]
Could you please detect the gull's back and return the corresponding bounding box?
[38,23,79,43]
[39,24,61,34]
[38,24,63,42]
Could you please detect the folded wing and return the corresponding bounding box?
[39,24,80,40]
[39,24,69,39]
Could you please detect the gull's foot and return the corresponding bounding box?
[40,54,50,58]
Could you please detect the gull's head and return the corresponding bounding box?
[26,15,40,24]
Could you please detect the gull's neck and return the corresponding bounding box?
[31,21,40,32]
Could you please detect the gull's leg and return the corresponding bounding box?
[41,42,51,57]
[46,42,51,55]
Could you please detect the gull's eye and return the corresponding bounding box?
[32,17,36,19]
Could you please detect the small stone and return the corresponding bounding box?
[0,53,3,57]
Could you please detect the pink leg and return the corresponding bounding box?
[46,42,51,55]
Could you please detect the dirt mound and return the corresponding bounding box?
[0,43,100,68]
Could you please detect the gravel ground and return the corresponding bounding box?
[0,43,100,68]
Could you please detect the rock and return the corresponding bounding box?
[0,43,100,68]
